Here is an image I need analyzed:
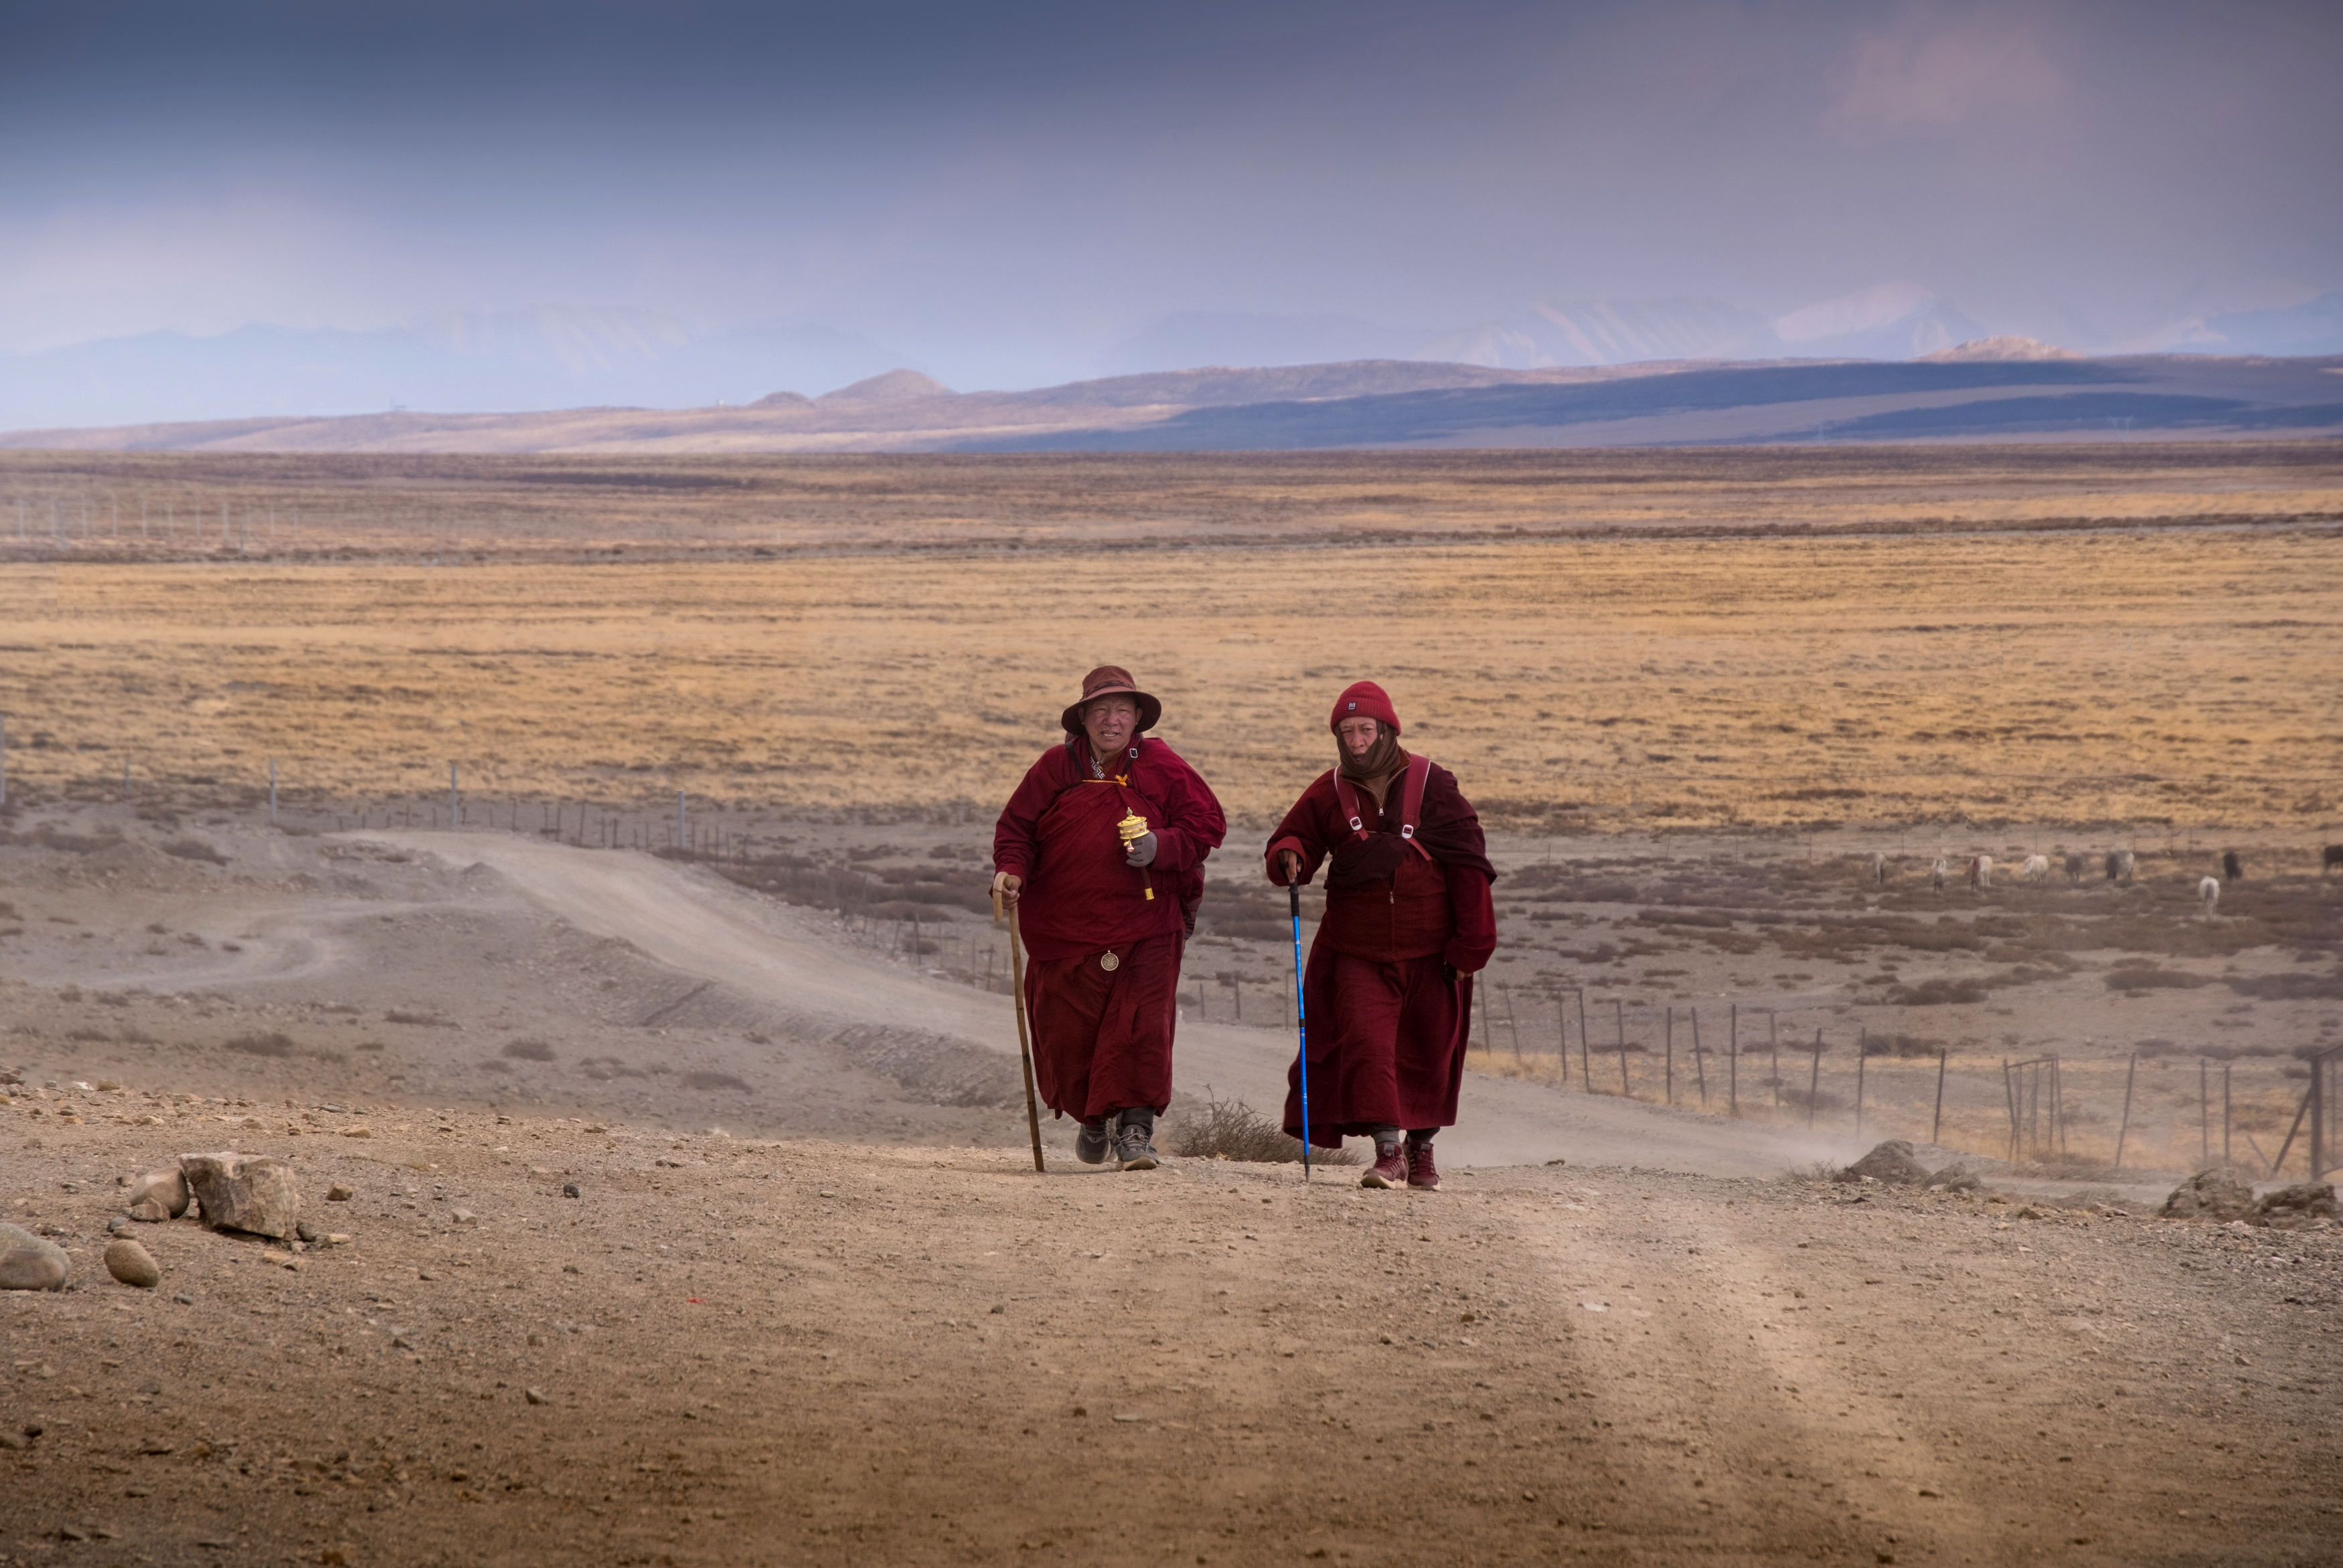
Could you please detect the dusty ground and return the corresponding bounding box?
[7,1103,2341,1568]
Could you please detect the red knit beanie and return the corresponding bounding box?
[1329,680,1400,735]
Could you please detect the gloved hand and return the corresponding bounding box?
[1443,962,1459,986]
[1125,831,1158,868]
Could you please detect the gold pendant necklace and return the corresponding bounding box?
[1099,951,1121,972]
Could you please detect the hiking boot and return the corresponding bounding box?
[1360,1138,1406,1189]
[1115,1114,1159,1172]
[1075,1119,1112,1165]
[1406,1138,1441,1191]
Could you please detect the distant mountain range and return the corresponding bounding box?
[8,351,2336,455]
[8,283,2341,439]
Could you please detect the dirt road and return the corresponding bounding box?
[362,831,1868,1179]
[6,1105,2336,1567]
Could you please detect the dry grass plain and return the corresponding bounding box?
[1,519,2337,833]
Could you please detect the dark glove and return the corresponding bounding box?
[1125,831,1158,867]
[1443,963,1459,986]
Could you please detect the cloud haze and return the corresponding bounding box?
[1,0,2336,402]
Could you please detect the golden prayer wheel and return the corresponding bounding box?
[1117,812,1155,899]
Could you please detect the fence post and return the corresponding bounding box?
[1807,1029,1823,1130]
[1579,989,1591,1092]
[1665,1007,1674,1106]
[2115,1052,2137,1168]
[1769,1011,1781,1109]
[1616,999,1629,1098]
[450,762,459,827]
[1504,984,1519,1059]
[2223,1062,2233,1167]
[268,758,277,824]
[1,711,8,805]
[1932,1047,1948,1145]
[1691,1007,1707,1107]
[676,791,687,853]
[2004,1059,2018,1162]
[1854,1037,1866,1140]
[2200,1059,2210,1168]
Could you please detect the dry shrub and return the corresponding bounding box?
[1167,1093,1358,1165]
[384,1009,455,1027]
[161,837,228,865]
[224,1031,297,1057]
[684,1070,750,1092]
[502,1037,556,1061]
[2105,967,2212,993]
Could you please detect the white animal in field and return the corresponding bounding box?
[2106,849,2134,883]
[2021,854,2050,882]
[2198,876,2220,918]
[1931,857,1948,892]
[1968,855,1992,890]
[1871,853,1886,887]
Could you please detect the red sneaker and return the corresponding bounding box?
[1406,1139,1441,1191]
[1361,1140,1406,1189]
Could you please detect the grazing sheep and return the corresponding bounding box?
[2326,844,2343,875]
[1931,857,1948,893]
[2064,851,2087,885]
[1968,854,1992,890]
[2106,849,2135,883]
[2198,875,2220,919]
[2222,849,2243,882]
[2021,854,2050,882]
[1871,853,1887,887]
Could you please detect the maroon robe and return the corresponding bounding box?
[993,735,1226,1119]
[1265,759,1497,1144]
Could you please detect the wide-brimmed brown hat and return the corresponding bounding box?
[1060,665,1161,735]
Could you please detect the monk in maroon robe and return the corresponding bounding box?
[1266,680,1496,1190]
[993,666,1226,1170]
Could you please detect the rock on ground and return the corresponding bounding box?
[2160,1166,2259,1223]
[2255,1183,2338,1229]
[129,1166,190,1219]
[0,1222,70,1291]
[180,1151,303,1239]
[1836,1139,1931,1186]
[103,1237,161,1288]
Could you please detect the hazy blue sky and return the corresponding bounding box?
[3,0,2336,385]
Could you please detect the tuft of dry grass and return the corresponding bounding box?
[1167,1092,1358,1165]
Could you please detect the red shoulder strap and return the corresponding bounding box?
[1396,755,1432,843]
[1331,771,1368,837]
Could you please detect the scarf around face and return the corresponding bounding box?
[1334,723,1404,804]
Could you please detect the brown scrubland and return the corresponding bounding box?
[3,444,2340,1565]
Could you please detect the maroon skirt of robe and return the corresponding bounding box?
[1023,931,1183,1121]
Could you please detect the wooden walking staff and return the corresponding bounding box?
[992,880,1047,1173]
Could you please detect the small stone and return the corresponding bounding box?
[562,1183,580,1199]
[525,1387,548,1405]
[129,1167,190,1219]
[0,1431,23,1450]
[107,1215,133,1234]
[0,1223,70,1291]
[173,1292,193,1305]
[326,1233,353,1247]
[104,1238,162,1289]
[327,1185,353,1203]
[296,1221,319,1242]
[342,1126,372,1139]
[179,1152,302,1239]
[451,1209,477,1226]
[126,1199,170,1223]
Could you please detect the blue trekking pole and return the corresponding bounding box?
[1289,881,1313,1181]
